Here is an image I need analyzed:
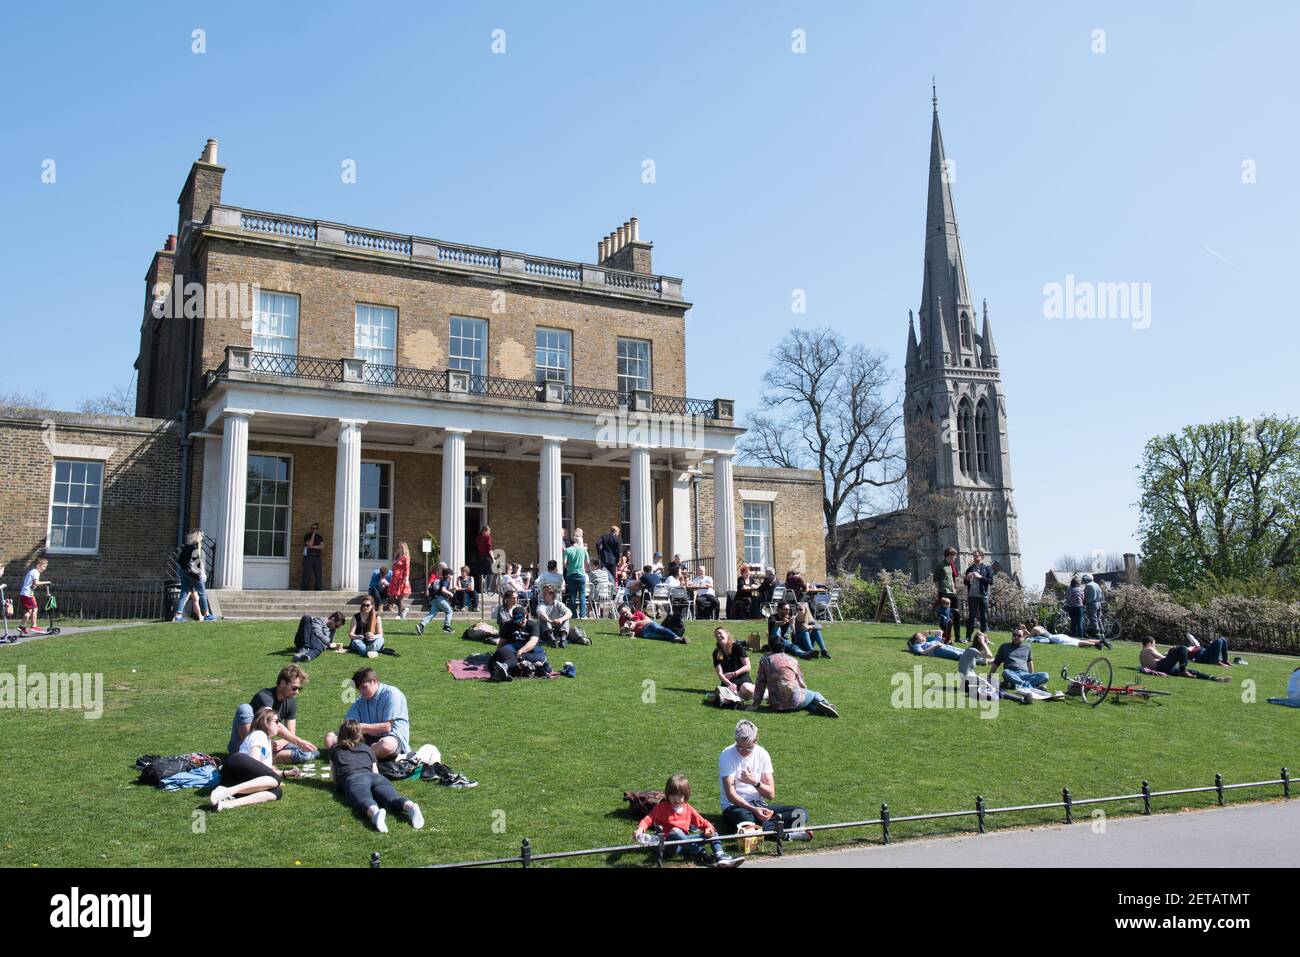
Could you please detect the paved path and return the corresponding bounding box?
[751,800,1298,867]
[0,620,155,646]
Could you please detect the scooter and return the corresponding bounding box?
[16,584,61,638]
[0,584,16,643]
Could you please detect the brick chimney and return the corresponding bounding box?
[597,216,653,274]
[177,138,225,236]
[1123,552,1141,585]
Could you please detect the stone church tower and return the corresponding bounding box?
[904,94,1022,580]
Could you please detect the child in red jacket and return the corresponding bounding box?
[633,773,743,867]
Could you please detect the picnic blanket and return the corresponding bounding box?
[447,656,562,680]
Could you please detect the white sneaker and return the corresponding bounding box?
[209,786,230,806]
[372,808,388,833]
[366,650,378,659]
[407,803,425,829]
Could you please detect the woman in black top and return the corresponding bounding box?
[712,627,754,701]
[329,720,424,833]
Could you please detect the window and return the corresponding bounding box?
[975,399,991,476]
[48,460,104,552]
[618,479,631,549]
[355,304,397,376]
[465,469,486,506]
[743,502,773,569]
[617,338,651,399]
[244,454,291,558]
[960,312,972,350]
[561,474,575,538]
[360,462,392,561]
[957,400,975,477]
[449,316,487,389]
[253,291,299,358]
[536,328,572,385]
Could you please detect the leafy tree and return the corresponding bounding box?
[1137,415,1300,591]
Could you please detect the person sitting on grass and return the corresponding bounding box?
[328,719,424,833]
[324,667,410,760]
[1138,636,1230,682]
[986,628,1050,692]
[416,563,455,636]
[291,611,346,662]
[228,665,319,764]
[634,773,743,868]
[767,600,794,642]
[1023,617,1105,648]
[537,584,590,646]
[210,707,297,812]
[349,597,386,657]
[908,630,993,662]
[713,627,755,701]
[750,632,839,717]
[617,603,688,644]
[1183,632,1232,666]
[719,719,813,840]
[488,591,552,681]
[1268,667,1300,708]
[791,601,831,659]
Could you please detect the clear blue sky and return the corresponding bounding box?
[2,1,1297,584]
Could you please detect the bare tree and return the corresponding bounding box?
[737,328,904,572]
[0,388,51,416]
[1052,551,1128,573]
[78,383,136,417]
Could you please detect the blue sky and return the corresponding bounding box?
[2,1,1297,584]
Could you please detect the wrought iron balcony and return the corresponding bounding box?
[205,348,732,421]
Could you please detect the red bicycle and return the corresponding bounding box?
[1061,657,1171,706]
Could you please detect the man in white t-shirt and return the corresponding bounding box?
[718,719,812,839]
[690,567,719,620]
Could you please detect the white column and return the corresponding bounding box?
[670,462,694,560]
[713,451,738,595]
[214,410,251,589]
[538,436,566,569]
[331,419,365,591]
[439,429,469,573]
[629,445,654,569]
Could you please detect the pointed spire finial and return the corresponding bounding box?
[931,76,937,111]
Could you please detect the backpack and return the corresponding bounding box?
[662,613,686,638]
[377,754,424,781]
[136,752,220,787]
[623,789,666,818]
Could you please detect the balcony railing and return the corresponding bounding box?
[208,205,685,302]
[206,348,732,421]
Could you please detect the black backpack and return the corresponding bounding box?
[662,613,686,638]
[135,753,220,787]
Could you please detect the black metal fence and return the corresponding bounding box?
[374,769,1290,868]
[1,579,170,622]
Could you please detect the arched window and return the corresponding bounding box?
[957,399,975,476]
[960,312,972,350]
[975,399,991,475]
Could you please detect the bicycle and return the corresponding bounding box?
[1061,657,1170,706]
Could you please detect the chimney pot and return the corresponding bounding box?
[598,238,607,261]
[165,234,177,252]
[201,138,219,165]
[616,225,626,250]
[630,217,640,242]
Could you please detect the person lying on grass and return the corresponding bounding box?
[324,667,410,759]
[986,628,1051,692]
[634,772,743,867]
[713,627,755,701]
[291,611,346,662]
[719,719,813,839]
[1183,632,1232,666]
[1268,667,1300,708]
[617,603,688,643]
[228,664,319,764]
[909,630,994,662]
[1138,636,1230,682]
[1022,617,1106,649]
[329,719,424,833]
[750,632,839,717]
[210,708,298,812]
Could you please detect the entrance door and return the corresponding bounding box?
[464,507,483,573]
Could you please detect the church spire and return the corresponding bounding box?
[920,93,972,355]
[907,310,920,373]
[980,298,998,368]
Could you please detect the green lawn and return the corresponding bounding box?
[0,618,1295,868]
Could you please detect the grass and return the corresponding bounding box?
[0,617,1295,868]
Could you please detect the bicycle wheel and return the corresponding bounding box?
[1051,609,1071,634]
[1104,616,1123,643]
[1080,656,1112,707]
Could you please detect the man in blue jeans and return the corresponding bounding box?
[228,665,319,764]
[416,563,455,636]
[986,628,1049,691]
[563,530,590,619]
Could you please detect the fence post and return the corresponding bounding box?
[1141,780,1151,815]
[976,795,986,834]
[1215,773,1225,807]
[1062,788,1072,825]
[880,803,890,845]
[370,851,381,869]
[774,814,785,857]
[1283,767,1291,799]
[520,838,532,868]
